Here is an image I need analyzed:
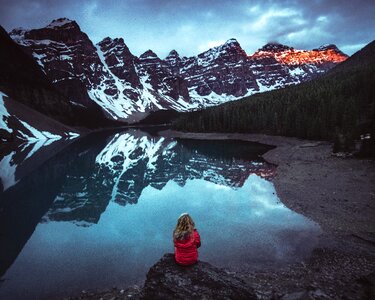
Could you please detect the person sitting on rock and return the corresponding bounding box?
[173,213,201,266]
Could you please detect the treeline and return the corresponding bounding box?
[173,41,375,154]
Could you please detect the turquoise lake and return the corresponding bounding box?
[0,129,321,299]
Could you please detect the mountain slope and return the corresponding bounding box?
[173,41,375,154]
[0,25,120,129]
[0,91,79,144]
[10,19,193,122]
[9,18,348,122]
[0,25,74,124]
[170,40,347,106]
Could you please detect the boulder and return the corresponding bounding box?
[142,253,257,300]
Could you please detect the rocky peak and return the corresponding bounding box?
[8,27,26,38]
[250,42,347,66]
[259,42,294,52]
[217,38,247,57]
[140,49,159,60]
[98,36,140,88]
[223,38,241,48]
[99,36,114,45]
[46,18,77,29]
[166,49,180,59]
[315,44,346,56]
[164,49,181,69]
[7,18,190,120]
[139,50,162,72]
[23,18,87,44]
[197,38,247,62]
[100,37,125,47]
[316,44,339,51]
[98,36,133,57]
[217,38,245,53]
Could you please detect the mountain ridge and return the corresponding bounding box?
[8,17,348,122]
[173,39,375,155]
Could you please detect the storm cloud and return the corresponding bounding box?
[0,0,374,57]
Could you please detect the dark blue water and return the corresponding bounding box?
[0,129,321,299]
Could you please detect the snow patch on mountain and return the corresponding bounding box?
[137,73,164,111]
[46,18,75,29]
[0,92,12,133]
[67,132,80,139]
[92,44,137,119]
[0,151,18,191]
[17,119,61,141]
[255,79,275,93]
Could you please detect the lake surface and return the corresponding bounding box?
[0,129,321,299]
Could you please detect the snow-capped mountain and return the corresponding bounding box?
[9,19,194,122]
[247,42,348,90]
[168,38,259,105]
[0,23,119,139]
[9,18,348,122]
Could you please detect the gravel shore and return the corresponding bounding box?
[159,130,375,236]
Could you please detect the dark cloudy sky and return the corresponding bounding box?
[0,0,374,57]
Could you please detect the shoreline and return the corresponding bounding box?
[159,130,375,236]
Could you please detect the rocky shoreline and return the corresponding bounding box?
[65,131,375,299]
[159,130,375,236]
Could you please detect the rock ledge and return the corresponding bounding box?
[142,253,257,299]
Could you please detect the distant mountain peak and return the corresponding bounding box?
[317,44,338,51]
[9,27,26,34]
[140,50,158,59]
[251,41,348,65]
[220,38,243,51]
[198,38,245,61]
[166,49,180,58]
[314,44,346,56]
[101,36,113,43]
[46,18,77,29]
[224,38,239,46]
[8,27,27,39]
[99,36,125,46]
[260,42,293,52]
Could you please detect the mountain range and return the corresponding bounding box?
[173,39,375,155]
[4,17,347,127]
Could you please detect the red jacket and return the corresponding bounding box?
[174,229,201,265]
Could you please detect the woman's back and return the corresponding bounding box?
[173,213,201,266]
[174,229,201,265]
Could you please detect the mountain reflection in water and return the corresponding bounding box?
[47,130,276,225]
[0,129,320,300]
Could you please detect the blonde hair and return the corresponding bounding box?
[173,213,195,241]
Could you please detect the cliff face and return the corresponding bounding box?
[9,19,193,122]
[0,25,121,130]
[0,25,74,124]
